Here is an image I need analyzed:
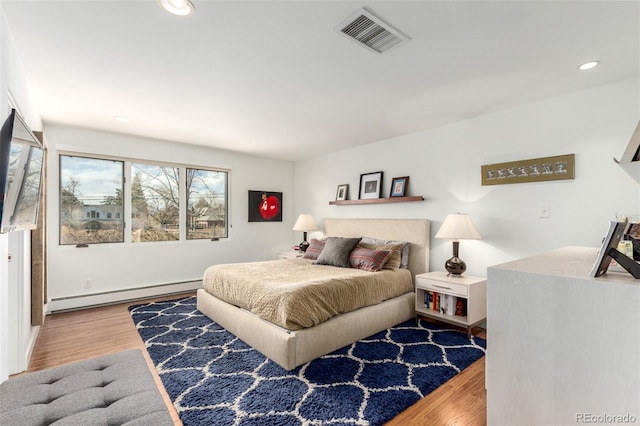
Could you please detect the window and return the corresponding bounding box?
[59,154,229,245]
[186,168,228,240]
[131,163,179,242]
[59,155,124,244]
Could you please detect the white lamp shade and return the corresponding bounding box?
[293,214,318,232]
[434,213,481,240]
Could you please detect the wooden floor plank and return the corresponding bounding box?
[18,294,487,425]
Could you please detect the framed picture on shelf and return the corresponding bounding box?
[335,184,349,201]
[390,176,409,197]
[359,171,383,200]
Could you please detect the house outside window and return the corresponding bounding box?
[59,154,229,245]
[59,155,124,245]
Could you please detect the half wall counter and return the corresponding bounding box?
[486,246,639,425]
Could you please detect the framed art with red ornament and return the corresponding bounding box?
[248,190,283,222]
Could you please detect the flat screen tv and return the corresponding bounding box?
[0,109,44,233]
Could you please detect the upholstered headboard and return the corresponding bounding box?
[323,218,430,277]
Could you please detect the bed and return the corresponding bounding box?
[196,218,430,370]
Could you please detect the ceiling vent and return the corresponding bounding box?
[335,8,409,54]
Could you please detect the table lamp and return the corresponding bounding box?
[434,213,481,276]
[293,214,318,253]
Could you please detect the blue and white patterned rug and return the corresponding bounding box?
[129,296,486,426]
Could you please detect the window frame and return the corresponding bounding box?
[58,154,125,245]
[185,167,229,241]
[57,151,231,246]
[129,161,181,243]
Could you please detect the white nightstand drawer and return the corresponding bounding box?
[416,277,468,297]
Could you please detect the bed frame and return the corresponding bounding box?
[197,218,430,370]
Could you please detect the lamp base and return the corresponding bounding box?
[299,240,310,253]
[445,256,466,277]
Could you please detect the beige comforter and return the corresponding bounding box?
[202,258,413,330]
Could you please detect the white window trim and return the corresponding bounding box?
[58,151,231,246]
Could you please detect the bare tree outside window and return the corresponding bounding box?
[59,156,124,244]
[186,168,227,240]
[59,154,229,245]
[131,164,179,242]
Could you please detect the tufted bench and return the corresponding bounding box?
[0,349,173,425]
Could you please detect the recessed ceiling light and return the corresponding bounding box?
[113,116,130,123]
[159,0,194,17]
[578,61,600,71]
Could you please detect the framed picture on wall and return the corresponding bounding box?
[248,190,283,222]
[481,154,575,186]
[359,171,383,200]
[390,176,409,197]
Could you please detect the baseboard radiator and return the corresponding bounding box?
[47,280,201,313]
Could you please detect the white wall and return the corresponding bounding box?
[44,125,295,308]
[0,6,43,380]
[294,78,640,277]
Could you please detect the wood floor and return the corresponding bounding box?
[20,293,487,425]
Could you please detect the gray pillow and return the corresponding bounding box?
[316,237,362,268]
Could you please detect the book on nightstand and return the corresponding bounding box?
[446,294,456,316]
[455,298,467,316]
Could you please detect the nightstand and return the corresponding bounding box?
[415,271,487,338]
[278,251,303,259]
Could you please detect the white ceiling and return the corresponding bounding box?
[2,0,639,161]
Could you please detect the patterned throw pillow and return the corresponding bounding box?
[302,238,325,260]
[349,247,391,272]
[358,242,404,270]
[360,237,411,269]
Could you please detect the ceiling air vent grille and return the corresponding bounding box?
[336,8,409,54]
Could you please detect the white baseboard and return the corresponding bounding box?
[47,280,201,313]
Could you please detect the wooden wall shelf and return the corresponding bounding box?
[329,196,424,206]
